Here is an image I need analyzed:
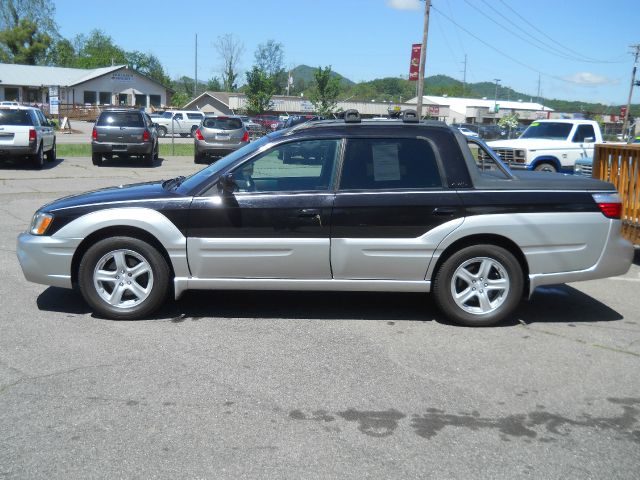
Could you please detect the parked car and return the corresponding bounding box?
[0,105,56,169]
[282,115,325,129]
[574,157,594,177]
[17,109,633,326]
[153,110,204,137]
[456,126,480,137]
[91,108,159,166]
[194,115,250,164]
[252,114,280,132]
[478,124,506,140]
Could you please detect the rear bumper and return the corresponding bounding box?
[16,232,79,289]
[195,140,248,157]
[92,141,153,155]
[528,220,634,295]
[0,144,37,157]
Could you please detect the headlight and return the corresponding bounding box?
[29,212,53,235]
[575,164,583,173]
[515,149,526,158]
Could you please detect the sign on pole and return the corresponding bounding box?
[409,44,421,81]
[50,96,59,115]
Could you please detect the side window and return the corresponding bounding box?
[187,113,203,120]
[32,110,44,126]
[231,139,341,193]
[467,140,512,178]
[572,124,595,143]
[173,113,184,120]
[339,138,442,190]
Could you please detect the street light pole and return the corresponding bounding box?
[415,0,431,120]
[493,78,501,124]
[622,44,640,142]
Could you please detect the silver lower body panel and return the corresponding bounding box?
[16,233,79,288]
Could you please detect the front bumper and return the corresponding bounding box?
[16,233,81,289]
[92,141,153,155]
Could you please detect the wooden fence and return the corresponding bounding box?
[594,144,640,244]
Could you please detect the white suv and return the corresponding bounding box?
[0,106,56,169]
[153,110,204,138]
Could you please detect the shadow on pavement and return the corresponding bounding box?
[97,156,165,168]
[36,284,623,327]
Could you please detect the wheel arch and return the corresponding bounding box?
[429,233,530,296]
[529,155,560,171]
[70,225,175,286]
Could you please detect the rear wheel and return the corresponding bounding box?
[45,141,56,162]
[534,162,557,173]
[190,126,198,137]
[78,236,170,320]
[92,153,102,166]
[31,144,44,169]
[433,244,523,327]
[194,151,205,164]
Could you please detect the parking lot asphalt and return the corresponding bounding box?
[0,156,639,479]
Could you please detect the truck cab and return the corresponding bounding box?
[488,119,602,173]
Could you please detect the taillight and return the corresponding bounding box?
[241,130,249,142]
[592,193,622,219]
[195,129,204,141]
[28,129,36,142]
[143,130,150,142]
[91,127,97,141]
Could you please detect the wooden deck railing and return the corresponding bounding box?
[594,144,640,244]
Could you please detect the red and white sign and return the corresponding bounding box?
[428,105,440,116]
[621,106,627,119]
[409,44,421,81]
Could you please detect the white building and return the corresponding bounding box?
[0,63,169,109]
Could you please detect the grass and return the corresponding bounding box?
[57,143,195,157]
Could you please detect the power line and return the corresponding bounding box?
[431,5,597,86]
[495,0,625,64]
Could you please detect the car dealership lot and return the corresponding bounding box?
[0,156,639,479]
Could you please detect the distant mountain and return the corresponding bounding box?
[290,65,354,89]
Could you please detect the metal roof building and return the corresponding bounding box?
[0,63,170,109]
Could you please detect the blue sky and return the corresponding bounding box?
[54,0,640,105]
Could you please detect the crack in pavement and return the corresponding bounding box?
[0,364,114,395]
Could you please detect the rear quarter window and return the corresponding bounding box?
[0,109,33,126]
[97,112,144,127]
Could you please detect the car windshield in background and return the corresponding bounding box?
[0,109,32,126]
[97,112,144,127]
[202,117,243,130]
[161,112,173,118]
[520,122,572,140]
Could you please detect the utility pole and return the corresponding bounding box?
[461,54,467,97]
[622,44,640,142]
[416,0,431,120]
[194,34,198,97]
[493,78,500,124]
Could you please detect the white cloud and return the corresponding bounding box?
[562,72,619,86]
[386,0,422,11]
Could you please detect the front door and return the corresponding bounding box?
[331,137,464,281]
[187,139,341,279]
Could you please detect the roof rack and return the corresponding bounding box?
[344,109,361,123]
[401,109,419,123]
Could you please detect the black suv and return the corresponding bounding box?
[17,110,633,326]
[91,109,159,166]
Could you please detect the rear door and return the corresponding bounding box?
[96,111,145,144]
[200,117,245,146]
[35,109,54,150]
[187,138,341,279]
[0,109,32,148]
[331,136,464,281]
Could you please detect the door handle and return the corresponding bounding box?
[298,208,320,217]
[432,207,458,216]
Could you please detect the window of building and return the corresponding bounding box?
[83,91,97,105]
[134,94,146,107]
[4,87,19,101]
[149,95,161,107]
[99,92,111,105]
[339,138,442,190]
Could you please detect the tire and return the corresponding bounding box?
[92,153,102,166]
[194,152,205,164]
[534,162,557,173]
[190,126,198,137]
[157,126,167,137]
[31,144,44,169]
[45,141,56,162]
[179,133,189,138]
[153,142,159,161]
[433,244,523,327]
[78,236,170,320]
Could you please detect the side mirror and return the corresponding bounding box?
[219,173,237,193]
[583,136,595,144]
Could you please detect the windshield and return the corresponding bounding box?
[520,122,572,140]
[161,112,173,118]
[178,132,282,193]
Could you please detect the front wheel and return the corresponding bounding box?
[534,162,557,173]
[156,126,167,137]
[78,236,170,320]
[433,244,523,327]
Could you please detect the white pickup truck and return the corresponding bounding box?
[488,119,602,173]
[153,110,204,138]
[0,106,56,169]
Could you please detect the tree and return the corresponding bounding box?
[215,33,244,92]
[244,67,275,115]
[126,50,170,86]
[0,18,51,64]
[309,66,341,117]
[206,77,222,91]
[254,40,287,94]
[74,30,127,68]
[47,38,76,67]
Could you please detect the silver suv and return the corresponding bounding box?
[194,115,249,164]
[91,109,159,166]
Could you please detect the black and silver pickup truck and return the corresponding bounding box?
[17,110,634,326]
